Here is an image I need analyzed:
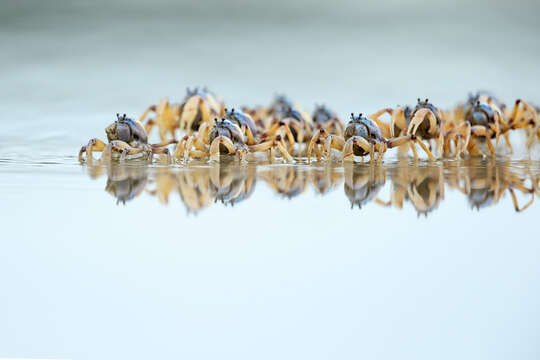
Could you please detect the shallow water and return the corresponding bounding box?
[2,0,540,359]
[1,157,540,359]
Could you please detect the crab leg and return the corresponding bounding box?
[471,125,495,156]
[342,136,371,162]
[445,121,471,157]
[249,140,274,153]
[183,136,196,159]
[369,108,392,138]
[80,138,107,162]
[437,117,445,157]
[173,136,189,160]
[390,107,407,138]
[459,122,472,157]
[180,96,202,133]
[407,108,438,136]
[194,122,213,149]
[188,150,208,158]
[138,104,158,124]
[509,188,534,212]
[276,139,294,162]
[508,99,537,127]
[245,125,256,145]
[279,123,296,153]
[144,118,156,137]
[314,141,322,161]
[387,135,413,148]
[151,139,177,149]
[102,141,147,162]
[209,135,236,162]
[493,110,501,145]
[289,119,304,144]
[307,129,327,163]
[327,118,344,136]
[249,136,294,162]
[414,136,435,160]
[151,147,171,163]
[200,100,211,125]
[409,141,419,161]
[263,122,295,152]
[322,135,345,160]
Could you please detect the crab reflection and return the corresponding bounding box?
[377,161,444,216]
[446,158,536,212]
[344,164,386,209]
[83,160,539,214]
[259,166,309,199]
[309,165,343,195]
[84,162,149,204]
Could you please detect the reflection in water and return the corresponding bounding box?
[344,165,386,209]
[377,163,445,216]
[83,159,539,214]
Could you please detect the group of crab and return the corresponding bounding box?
[79,88,539,164]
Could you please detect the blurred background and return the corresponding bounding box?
[1,0,540,145]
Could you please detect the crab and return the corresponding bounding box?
[278,107,313,149]
[445,93,507,156]
[311,104,344,136]
[382,98,448,160]
[223,107,297,151]
[223,108,260,145]
[175,118,294,163]
[138,87,224,141]
[138,99,182,142]
[78,113,174,163]
[256,106,313,155]
[445,93,538,156]
[179,87,224,134]
[307,113,424,163]
[251,95,313,153]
